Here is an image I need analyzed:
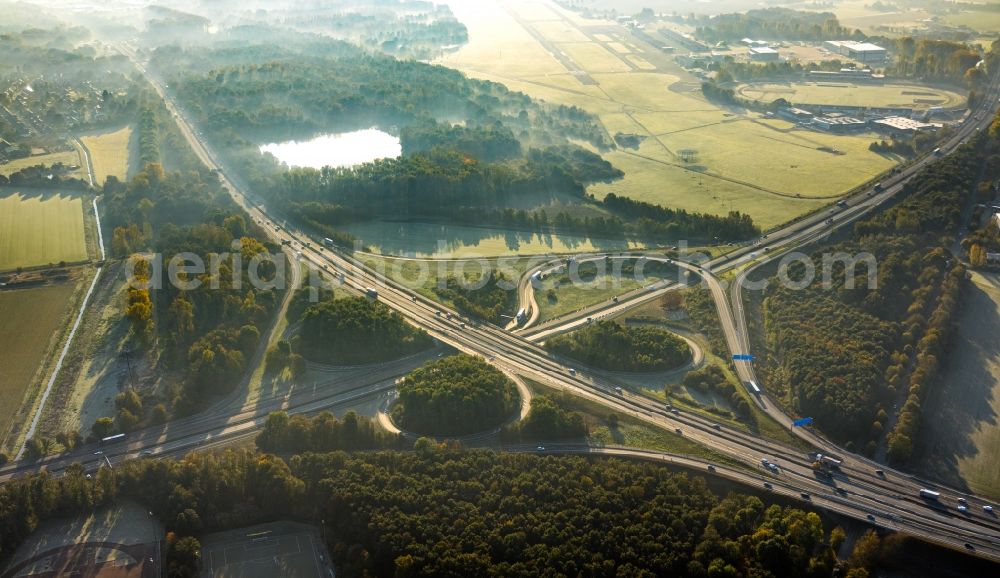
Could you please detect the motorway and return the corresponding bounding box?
[2,42,1000,562]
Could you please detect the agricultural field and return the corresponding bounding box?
[916,272,1000,500]
[79,126,132,185]
[437,0,911,230]
[0,150,84,178]
[736,81,966,110]
[0,192,88,271]
[0,282,76,449]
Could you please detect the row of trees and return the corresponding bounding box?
[886,262,966,463]
[256,411,403,453]
[545,321,691,372]
[680,365,753,419]
[0,447,891,577]
[392,355,519,436]
[682,8,856,42]
[434,271,516,323]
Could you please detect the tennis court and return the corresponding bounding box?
[200,524,330,578]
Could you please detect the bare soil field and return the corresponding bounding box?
[916,272,1000,500]
[0,281,77,452]
[0,500,161,578]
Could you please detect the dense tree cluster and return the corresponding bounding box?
[392,355,519,436]
[545,321,691,372]
[297,295,432,364]
[683,8,855,42]
[507,395,587,440]
[433,271,516,323]
[762,121,991,449]
[256,411,403,453]
[682,365,752,419]
[887,37,983,85]
[0,448,872,578]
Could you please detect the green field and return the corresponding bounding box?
[0,283,76,446]
[0,192,88,271]
[80,126,131,185]
[736,81,966,109]
[436,0,910,229]
[536,273,648,322]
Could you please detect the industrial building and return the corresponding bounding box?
[749,46,780,62]
[871,116,939,135]
[777,107,814,123]
[822,40,887,64]
[812,115,867,132]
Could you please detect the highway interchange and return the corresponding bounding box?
[2,42,1000,563]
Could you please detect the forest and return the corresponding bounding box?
[0,447,899,578]
[102,165,282,419]
[761,117,990,455]
[392,355,519,436]
[545,321,691,372]
[296,295,432,365]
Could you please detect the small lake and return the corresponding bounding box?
[342,220,641,258]
[259,128,401,169]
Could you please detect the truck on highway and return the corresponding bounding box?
[873,182,884,192]
[365,287,379,299]
[919,489,941,500]
[323,237,334,247]
[810,453,842,470]
[516,308,527,326]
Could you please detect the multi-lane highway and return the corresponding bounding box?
[115,40,1000,560]
[2,40,999,562]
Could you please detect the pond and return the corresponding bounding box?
[342,220,641,257]
[259,128,401,169]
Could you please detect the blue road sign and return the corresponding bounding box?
[732,354,755,361]
[792,417,814,427]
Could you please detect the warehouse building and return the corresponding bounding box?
[871,116,939,136]
[823,40,887,64]
[749,46,780,62]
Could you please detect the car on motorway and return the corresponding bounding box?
[761,458,770,467]
[711,423,721,431]
[93,451,103,455]
[800,492,811,500]
[536,446,545,451]
[763,482,772,489]
[707,464,715,472]
[875,469,885,477]
[674,428,683,435]
[958,504,968,514]
[568,368,576,376]
[985,505,994,514]
[866,514,876,522]
[965,543,975,551]
[614,386,622,395]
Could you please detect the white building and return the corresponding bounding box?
[822,40,887,64]
[749,46,780,62]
